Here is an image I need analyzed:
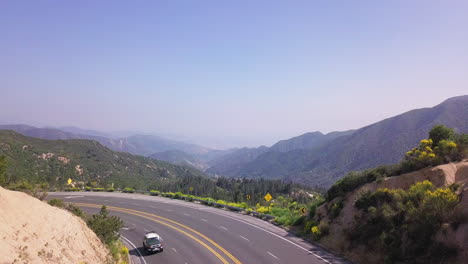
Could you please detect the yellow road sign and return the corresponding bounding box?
[300,207,306,215]
[189,186,194,192]
[67,178,72,185]
[264,193,272,202]
[246,194,251,200]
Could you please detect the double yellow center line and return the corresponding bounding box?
[75,203,242,264]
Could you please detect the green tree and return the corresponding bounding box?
[87,205,123,244]
[429,125,455,146]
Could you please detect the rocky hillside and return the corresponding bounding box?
[314,161,468,264]
[0,130,206,189]
[0,186,109,263]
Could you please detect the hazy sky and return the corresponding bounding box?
[1,1,467,148]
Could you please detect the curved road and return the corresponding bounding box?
[47,192,350,264]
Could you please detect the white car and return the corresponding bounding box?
[143,232,164,253]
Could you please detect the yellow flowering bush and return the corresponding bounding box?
[311,225,322,240]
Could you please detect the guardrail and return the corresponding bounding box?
[53,188,276,221]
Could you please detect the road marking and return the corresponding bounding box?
[239,235,249,242]
[172,248,177,253]
[201,219,208,222]
[196,207,332,264]
[166,209,173,212]
[219,226,228,230]
[144,228,149,232]
[267,252,279,260]
[64,196,84,199]
[122,227,130,230]
[120,234,147,264]
[134,203,140,206]
[183,213,190,216]
[76,203,238,264]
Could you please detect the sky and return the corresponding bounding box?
[1,1,467,148]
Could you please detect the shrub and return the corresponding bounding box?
[327,166,393,201]
[329,200,343,219]
[65,187,81,192]
[303,220,317,234]
[85,186,91,192]
[87,205,123,245]
[174,192,183,199]
[429,125,455,146]
[149,190,160,196]
[318,220,329,236]
[256,206,270,214]
[93,187,105,192]
[311,226,322,240]
[66,203,86,219]
[291,215,305,226]
[123,187,135,193]
[106,188,114,192]
[48,198,65,208]
[351,180,461,262]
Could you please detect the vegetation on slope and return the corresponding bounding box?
[300,125,468,264]
[327,125,468,201]
[0,130,206,189]
[350,181,461,263]
[48,199,127,264]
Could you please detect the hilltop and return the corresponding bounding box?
[0,130,206,189]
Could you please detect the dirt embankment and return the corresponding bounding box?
[318,160,468,264]
[0,187,109,264]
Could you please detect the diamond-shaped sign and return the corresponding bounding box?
[300,207,306,215]
[67,178,72,185]
[189,186,194,192]
[264,193,272,202]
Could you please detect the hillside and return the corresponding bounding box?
[0,186,109,263]
[0,130,206,189]
[210,95,468,187]
[206,146,269,176]
[149,149,208,170]
[313,161,468,264]
[269,130,355,152]
[0,125,213,157]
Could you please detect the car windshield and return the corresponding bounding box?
[146,237,161,245]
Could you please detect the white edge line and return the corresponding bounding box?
[267,251,280,260]
[201,218,208,222]
[201,209,332,264]
[55,192,332,263]
[120,234,147,264]
[172,248,177,253]
[239,235,249,241]
[219,226,228,230]
[64,196,84,199]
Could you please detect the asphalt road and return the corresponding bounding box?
[47,192,350,264]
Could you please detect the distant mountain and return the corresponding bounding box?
[206,130,354,177]
[149,150,208,170]
[112,134,211,156]
[206,146,270,176]
[0,125,212,158]
[0,130,206,189]
[209,95,468,187]
[58,126,114,138]
[269,130,355,152]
